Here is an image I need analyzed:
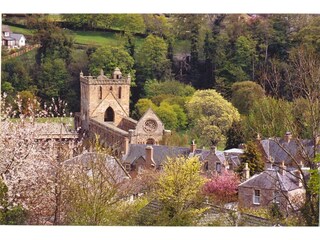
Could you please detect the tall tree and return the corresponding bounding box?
[237,141,265,177]
[35,19,74,65]
[186,89,240,147]
[88,46,135,81]
[231,81,265,115]
[148,156,207,226]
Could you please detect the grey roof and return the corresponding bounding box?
[122,144,191,166]
[11,33,25,41]
[189,149,211,161]
[64,152,130,181]
[261,138,317,165]
[122,144,228,167]
[239,169,302,192]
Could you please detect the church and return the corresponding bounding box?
[75,68,171,157]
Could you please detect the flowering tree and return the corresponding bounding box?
[0,93,80,224]
[203,170,240,204]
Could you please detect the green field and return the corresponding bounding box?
[5,24,190,55]
[7,25,34,36]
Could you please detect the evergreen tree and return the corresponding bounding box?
[237,141,264,176]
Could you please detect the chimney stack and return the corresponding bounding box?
[279,161,286,175]
[211,145,217,154]
[265,156,274,170]
[294,170,303,188]
[145,145,154,163]
[122,137,129,156]
[190,140,196,153]
[284,131,292,143]
[243,163,250,180]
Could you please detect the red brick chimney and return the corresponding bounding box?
[190,140,196,153]
[145,145,154,163]
[279,161,286,175]
[294,170,303,188]
[284,131,292,143]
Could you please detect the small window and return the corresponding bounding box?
[118,87,122,99]
[204,162,209,171]
[253,190,260,205]
[216,162,221,173]
[99,86,102,99]
[273,191,280,204]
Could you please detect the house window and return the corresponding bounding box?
[273,191,280,205]
[204,162,209,171]
[216,162,221,173]
[253,189,260,205]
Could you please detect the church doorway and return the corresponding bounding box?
[104,107,115,122]
[146,138,155,145]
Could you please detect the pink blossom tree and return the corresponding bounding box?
[0,93,80,224]
[203,170,240,204]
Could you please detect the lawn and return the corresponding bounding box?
[7,25,34,36]
[5,24,190,56]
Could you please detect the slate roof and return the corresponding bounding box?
[11,33,25,41]
[64,152,130,181]
[122,144,190,166]
[122,144,227,167]
[261,138,317,165]
[239,169,302,192]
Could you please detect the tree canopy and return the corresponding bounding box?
[186,89,240,147]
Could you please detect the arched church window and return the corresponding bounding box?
[104,107,115,122]
[118,87,122,99]
[146,138,155,145]
[99,86,102,99]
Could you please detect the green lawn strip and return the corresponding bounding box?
[9,117,74,128]
[6,25,34,36]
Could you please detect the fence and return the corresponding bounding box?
[2,44,40,61]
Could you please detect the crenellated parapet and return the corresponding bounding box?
[80,68,131,85]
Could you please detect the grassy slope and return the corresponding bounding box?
[7,25,34,35]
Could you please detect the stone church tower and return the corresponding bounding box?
[79,68,131,130]
[75,67,170,156]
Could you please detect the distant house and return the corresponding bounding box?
[2,25,26,49]
[122,144,191,178]
[238,162,307,213]
[121,141,240,178]
[258,132,320,169]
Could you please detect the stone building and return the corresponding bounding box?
[238,162,307,213]
[75,68,170,156]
